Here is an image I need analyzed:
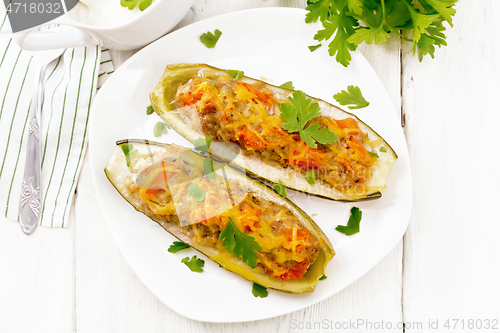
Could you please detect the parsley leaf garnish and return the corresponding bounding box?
[281,91,320,132]
[153,121,168,137]
[226,69,244,80]
[193,136,212,154]
[272,180,287,198]
[306,0,458,66]
[168,241,190,253]
[188,183,205,202]
[336,207,362,236]
[368,152,379,158]
[146,105,154,115]
[308,44,322,52]
[305,170,316,186]
[333,85,369,109]
[203,158,217,180]
[219,217,262,269]
[210,81,215,88]
[252,283,268,298]
[319,274,327,281]
[300,123,338,148]
[200,29,222,48]
[279,81,295,90]
[181,255,205,272]
[380,147,387,153]
[120,0,152,11]
[121,144,137,167]
[280,90,338,148]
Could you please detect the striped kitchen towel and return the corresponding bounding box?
[0,11,114,228]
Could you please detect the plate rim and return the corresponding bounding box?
[88,7,413,323]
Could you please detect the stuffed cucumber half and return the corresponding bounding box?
[150,63,397,202]
[105,139,334,294]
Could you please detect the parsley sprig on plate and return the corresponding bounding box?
[200,29,222,48]
[153,121,168,137]
[333,85,370,109]
[181,255,205,272]
[280,90,338,148]
[306,0,458,66]
[336,207,363,235]
[146,105,154,115]
[219,217,262,269]
[308,44,322,52]
[168,241,190,253]
[252,283,268,298]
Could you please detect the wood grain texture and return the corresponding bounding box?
[0,215,75,333]
[402,1,500,331]
[0,1,410,332]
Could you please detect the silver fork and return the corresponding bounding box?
[19,26,66,235]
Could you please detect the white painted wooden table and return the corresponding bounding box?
[1,1,499,332]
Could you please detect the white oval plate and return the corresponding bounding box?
[89,8,412,323]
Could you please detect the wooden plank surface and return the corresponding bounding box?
[11,0,500,332]
[0,215,75,333]
[402,1,500,331]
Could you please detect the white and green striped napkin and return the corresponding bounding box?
[0,11,114,228]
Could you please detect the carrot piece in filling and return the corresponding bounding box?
[279,260,310,280]
[239,205,261,231]
[335,118,359,129]
[332,117,363,136]
[238,82,274,106]
[346,136,371,165]
[287,141,326,168]
[179,81,213,106]
[236,126,267,149]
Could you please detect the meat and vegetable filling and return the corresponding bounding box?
[174,72,379,194]
[126,151,322,281]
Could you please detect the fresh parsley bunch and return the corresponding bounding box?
[306,0,458,66]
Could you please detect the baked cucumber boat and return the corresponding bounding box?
[150,64,397,201]
[105,139,334,294]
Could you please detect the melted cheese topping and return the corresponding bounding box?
[175,73,379,195]
[132,156,321,280]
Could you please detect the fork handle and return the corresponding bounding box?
[14,25,99,51]
[19,64,46,235]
